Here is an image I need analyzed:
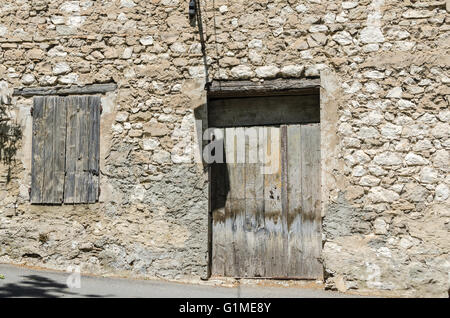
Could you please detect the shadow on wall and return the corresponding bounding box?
[0,97,22,183]
[0,274,105,298]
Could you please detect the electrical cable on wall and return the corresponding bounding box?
[190,0,211,90]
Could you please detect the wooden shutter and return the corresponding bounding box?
[64,96,100,204]
[31,96,67,204]
[31,95,100,204]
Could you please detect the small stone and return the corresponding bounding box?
[435,184,449,201]
[402,9,433,19]
[360,26,385,43]
[358,127,379,139]
[52,62,71,75]
[219,5,228,13]
[112,124,123,134]
[374,152,402,166]
[362,44,380,53]
[79,242,94,252]
[188,66,205,78]
[305,64,327,77]
[280,65,304,78]
[432,150,448,170]
[404,183,428,202]
[122,47,133,59]
[60,1,80,13]
[51,15,65,25]
[104,47,119,59]
[170,42,186,54]
[342,1,358,9]
[397,99,415,109]
[255,65,280,79]
[248,39,263,49]
[386,87,402,98]
[360,175,380,187]
[308,25,328,33]
[143,138,160,151]
[292,39,309,50]
[115,112,129,123]
[295,4,308,13]
[374,218,388,235]
[21,74,36,85]
[345,185,365,201]
[230,65,254,79]
[120,0,136,8]
[431,122,449,139]
[368,187,400,203]
[58,73,78,84]
[405,153,428,166]
[152,150,171,164]
[363,71,384,79]
[39,75,57,86]
[144,123,170,137]
[364,82,380,93]
[420,167,437,184]
[66,16,86,28]
[140,36,154,46]
[48,46,67,57]
[380,123,402,139]
[332,31,353,45]
[26,48,45,60]
[0,24,7,37]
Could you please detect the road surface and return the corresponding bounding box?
[0,263,358,298]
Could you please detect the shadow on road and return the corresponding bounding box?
[0,274,106,298]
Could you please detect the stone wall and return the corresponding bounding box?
[0,0,449,297]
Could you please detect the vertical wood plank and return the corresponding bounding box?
[262,126,283,277]
[231,127,246,277]
[30,97,45,204]
[42,97,55,203]
[300,123,322,279]
[223,127,235,276]
[286,125,303,275]
[87,96,100,203]
[253,127,266,277]
[52,96,67,203]
[211,128,226,276]
[64,96,76,203]
[75,96,89,203]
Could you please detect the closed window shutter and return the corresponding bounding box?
[31,95,100,204]
[30,96,67,204]
[64,96,100,204]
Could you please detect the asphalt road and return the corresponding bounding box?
[0,263,357,298]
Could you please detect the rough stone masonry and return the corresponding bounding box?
[0,0,449,297]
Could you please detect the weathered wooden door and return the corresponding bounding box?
[211,124,321,279]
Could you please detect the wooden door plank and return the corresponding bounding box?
[30,97,45,204]
[300,124,322,279]
[230,127,246,277]
[286,124,303,276]
[262,126,284,277]
[243,127,257,277]
[223,127,235,276]
[211,128,226,276]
